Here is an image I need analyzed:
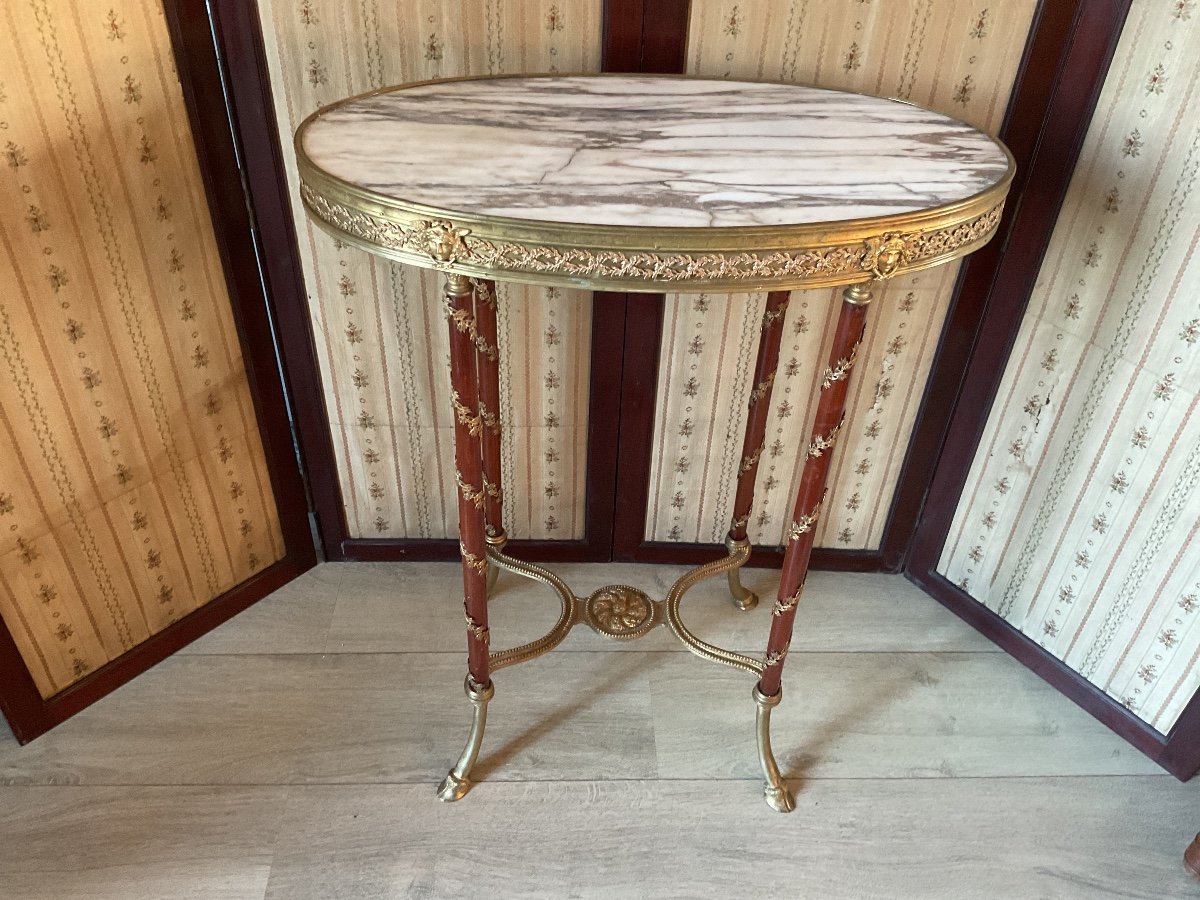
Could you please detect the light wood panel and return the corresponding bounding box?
[0,651,659,785]
[646,0,1038,547]
[3,561,1196,899]
[940,0,1200,734]
[0,567,1157,787]
[315,560,998,655]
[177,563,344,656]
[650,652,1160,780]
[0,0,283,698]
[256,0,602,541]
[0,786,287,900]
[261,779,1197,900]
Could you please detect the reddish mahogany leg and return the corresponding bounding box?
[471,278,506,592]
[759,282,871,699]
[725,290,791,609]
[437,273,493,802]
[751,282,871,813]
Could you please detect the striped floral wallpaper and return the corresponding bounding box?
[257,0,601,541]
[939,0,1200,734]
[646,0,1038,547]
[0,0,283,698]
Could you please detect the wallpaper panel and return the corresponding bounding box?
[647,0,1037,547]
[939,0,1200,734]
[257,0,601,540]
[0,0,284,698]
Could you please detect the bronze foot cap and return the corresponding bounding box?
[436,771,472,803]
[764,783,796,814]
[724,536,759,611]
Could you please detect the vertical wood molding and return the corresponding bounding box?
[1159,690,1200,778]
[207,0,348,561]
[161,0,313,560]
[580,292,627,550]
[640,0,690,73]
[912,1,1137,568]
[604,0,690,561]
[602,0,690,72]
[612,295,666,560]
[601,0,643,71]
[880,0,1080,568]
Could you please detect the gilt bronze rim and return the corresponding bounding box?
[295,73,1015,293]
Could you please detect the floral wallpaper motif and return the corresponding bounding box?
[257,0,601,540]
[940,0,1200,734]
[646,0,1039,547]
[0,0,283,698]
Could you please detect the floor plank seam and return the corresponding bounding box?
[178,649,1006,657]
[0,774,1177,788]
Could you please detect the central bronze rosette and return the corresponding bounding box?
[585,585,656,640]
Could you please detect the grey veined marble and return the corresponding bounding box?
[300,76,1011,229]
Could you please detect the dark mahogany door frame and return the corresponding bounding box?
[603,0,691,74]
[603,0,739,568]
[205,0,345,563]
[0,0,317,744]
[907,0,1198,781]
[873,0,1072,572]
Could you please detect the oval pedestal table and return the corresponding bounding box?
[296,74,1014,812]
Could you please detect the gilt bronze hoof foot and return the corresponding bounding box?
[436,771,473,802]
[436,676,494,803]
[753,685,795,813]
[724,536,759,611]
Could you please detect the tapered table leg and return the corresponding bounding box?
[725,290,791,610]
[438,273,493,802]
[471,278,506,593]
[754,281,873,811]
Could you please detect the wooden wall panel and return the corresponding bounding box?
[644,0,1038,548]
[255,0,602,541]
[0,0,284,698]
[939,0,1200,735]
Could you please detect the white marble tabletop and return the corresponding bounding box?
[299,75,1011,230]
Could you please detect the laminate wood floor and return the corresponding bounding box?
[1,562,1196,899]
